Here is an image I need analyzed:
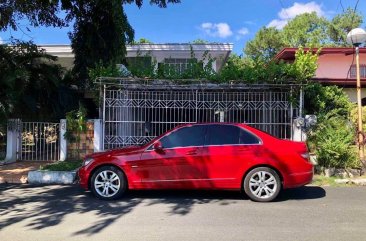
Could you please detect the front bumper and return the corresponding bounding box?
[78,166,90,190]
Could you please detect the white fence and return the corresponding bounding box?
[19,122,60,161]
[3,119,103,163]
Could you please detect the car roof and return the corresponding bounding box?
[176,123,247,128]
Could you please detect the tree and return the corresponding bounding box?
[0,0,180,87]
[69,0,180,87]
[0,0,65,31]
[244,27,284,61]
[282,12,329,47]
[0,0,180,31]
[132,38,154,44]
[328,8,364,46]
[244,10,363,61]
[0,41,78,122]
[191,39,209,44]
[287,47,320,83]
[68,0,134,87]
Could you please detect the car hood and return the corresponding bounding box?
[86,145,145,159]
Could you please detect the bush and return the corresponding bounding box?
[307,116,359,169]
[304,83,351,118]
[349,105,366,132]
[40,160,83,171]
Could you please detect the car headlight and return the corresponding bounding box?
[83,158,94,166]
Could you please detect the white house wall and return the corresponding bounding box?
[39,43,233,72]
[343,88,366,103]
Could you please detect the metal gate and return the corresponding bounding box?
[0,123,6,160]
[102,82,299,150]
[19,122,60,161]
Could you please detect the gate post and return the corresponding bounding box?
[93,119,103,152]
[4,119,21,163]
[292,119,306,141]
[59,119,67,161]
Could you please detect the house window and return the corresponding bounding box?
[126,57,152,70]
[160,58,202,75]
[349,64,366,78]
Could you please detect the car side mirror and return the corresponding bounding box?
[153,141,163,152]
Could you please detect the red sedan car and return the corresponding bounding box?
[78,123,313,202]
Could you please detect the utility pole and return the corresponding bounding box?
[347,28,366,168]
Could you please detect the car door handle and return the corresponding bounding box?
[186,150,198,155]
[238,148,250,153]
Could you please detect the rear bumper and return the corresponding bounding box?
[284,169,313,189]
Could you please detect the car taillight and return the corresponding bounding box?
[301,153,309,159]
[300,152,311,162]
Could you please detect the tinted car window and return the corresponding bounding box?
[206,125,240,145]
[160,125,206,148]
[239,128,261,144]
[206,124,260,145]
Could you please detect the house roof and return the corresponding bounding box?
[275,47,366,61]
[39,43,233,58]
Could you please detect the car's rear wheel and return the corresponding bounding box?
[244,167,281,202]
[90,166,126,200]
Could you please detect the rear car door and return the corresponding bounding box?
[201,124,262,189]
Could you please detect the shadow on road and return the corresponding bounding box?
[0,184,326,236]
[277,186,326,201]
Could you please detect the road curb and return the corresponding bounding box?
[28,170,77,184]
[334,178,366,186]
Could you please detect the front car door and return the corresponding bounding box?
[136,125,207,189]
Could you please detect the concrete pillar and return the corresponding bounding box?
[292,120,307,142]
[93,119,103,152]
[59,119,67,161]
[5,119,21,163]
[215,111,225,122]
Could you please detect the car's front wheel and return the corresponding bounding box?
[90,166,127,200]
[244,167,281,202]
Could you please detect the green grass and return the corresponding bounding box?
[40,160,83,171]
[311,175,342,186]
[310,175,363,187]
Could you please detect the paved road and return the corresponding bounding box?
[0,184,365,241]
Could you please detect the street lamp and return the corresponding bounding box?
[347,28,366,166]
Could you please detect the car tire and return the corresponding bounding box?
[90,166,127,200]
[244,167,281,202]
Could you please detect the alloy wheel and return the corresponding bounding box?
[248,171,278,199]
[94,170,121,198]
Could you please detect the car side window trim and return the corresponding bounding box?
[145,145,205,152]
[145,124,262,151]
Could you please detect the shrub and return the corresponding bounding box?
[64,105,87,144]
[349,105,366,132]
[307,115,359,169]
[304,83,351,118]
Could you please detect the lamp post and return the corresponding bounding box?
[347,28,366,167]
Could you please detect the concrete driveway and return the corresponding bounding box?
[0,184,365,241]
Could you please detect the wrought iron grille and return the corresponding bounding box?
[0,124,6,160]
[20,122,60,161]
[102,83,298,150]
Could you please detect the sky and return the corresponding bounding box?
[1,0,365,54]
